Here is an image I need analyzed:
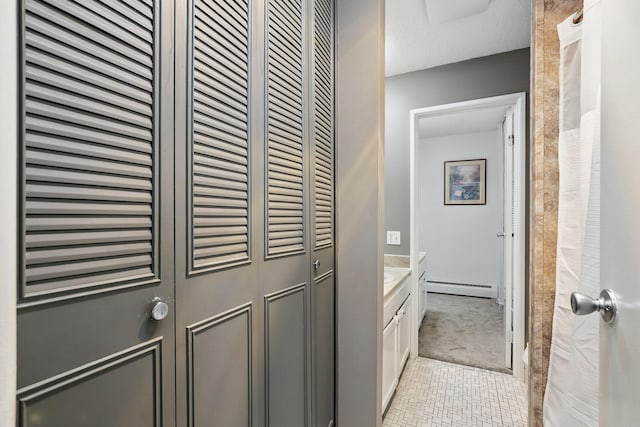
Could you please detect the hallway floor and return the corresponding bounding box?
[382,358,527,427]
[419,293,506,373]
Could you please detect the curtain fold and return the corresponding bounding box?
[543,1,602,425]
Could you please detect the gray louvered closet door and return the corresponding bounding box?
[174,0,335,426]
[15,0,335,424]
[261,0,312,426]
[16,0,176,425]
[310,1,335,426]
[174,0,259,425]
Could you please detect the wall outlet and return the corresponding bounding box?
[387,231,401,246]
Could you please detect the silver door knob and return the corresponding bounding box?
[313,260,320,269]
[150,298,169,321]
[571,289,617,324]
[497,232,506,238]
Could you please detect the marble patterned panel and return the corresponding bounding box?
[529,1,582,426]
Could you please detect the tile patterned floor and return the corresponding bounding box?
[383,358,528,427]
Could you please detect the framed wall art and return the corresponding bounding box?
[444,159,486,205]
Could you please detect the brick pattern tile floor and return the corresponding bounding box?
[382,358,528,427]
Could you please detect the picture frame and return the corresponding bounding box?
[444,159,486,205]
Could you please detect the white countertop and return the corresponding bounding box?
[383,267,411,298]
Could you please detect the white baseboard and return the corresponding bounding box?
[426,281,497,299]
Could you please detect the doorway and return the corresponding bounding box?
[409,92,527,380]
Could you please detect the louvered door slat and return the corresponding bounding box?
[27,4,152,68]
[21,0,158,299]
[189,0,251,272]
[206,0,248,30]
[193,64,247,100]
[26,255,152,284]
[312,0,334,249]
[266,0,305,257]
[26,229,152,248]
[27,68,151,116]
[25,50,151,103]
[40,0,153,46]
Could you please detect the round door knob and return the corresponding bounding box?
[570,289,617,324]
[151,299,169,321]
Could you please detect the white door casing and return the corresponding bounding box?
[503,107,515,370]
[409,92,527,380]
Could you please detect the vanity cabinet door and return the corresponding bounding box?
[397,299,411,374]
[418,273,425,324]
[382,316,398,412]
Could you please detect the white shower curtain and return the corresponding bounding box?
[544,1,601,426]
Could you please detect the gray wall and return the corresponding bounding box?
[336,0,384,426]
[419,131,503,297]
[385,48,530,255]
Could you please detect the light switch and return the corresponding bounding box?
[387,231,401,245]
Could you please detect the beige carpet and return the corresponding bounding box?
[418,292,509,373]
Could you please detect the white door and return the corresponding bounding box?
[600,0,640,423]
[502,108,514,369]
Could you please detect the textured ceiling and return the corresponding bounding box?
[386,0,531,76]
[418,105,509,139]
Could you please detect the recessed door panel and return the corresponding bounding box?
[265,284,308,427]
[187,304,253,427]
[18,340,162,427]
[313,272,335,427]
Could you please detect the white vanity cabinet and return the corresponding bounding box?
[382,270,412,413]
[383,300,412,413]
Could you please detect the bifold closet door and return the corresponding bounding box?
[261,0,314,426]
[310,0,335,426]
[175,0,334,425]
[16,0,176,426]
[174,0,260,425]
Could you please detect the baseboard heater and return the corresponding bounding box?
[426,280,497,299]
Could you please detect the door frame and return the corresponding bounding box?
[0,0,17,420]
[408,92,527,381]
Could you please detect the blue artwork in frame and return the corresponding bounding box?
[444,159,486,205]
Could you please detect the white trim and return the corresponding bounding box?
[502,107,515,370]
[0,0,17,423]
[408,93,527,382]
[512,93,527,382]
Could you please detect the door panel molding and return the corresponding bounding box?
[17,338,163,427]
[264,282,308,427]
[313,269,333,284]
[186,302,253,427]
